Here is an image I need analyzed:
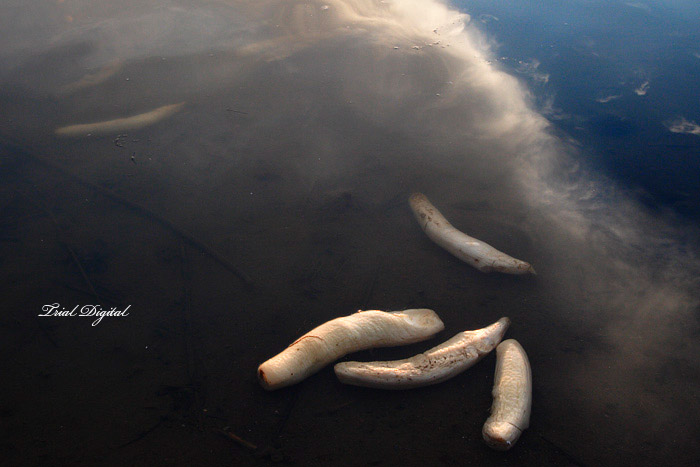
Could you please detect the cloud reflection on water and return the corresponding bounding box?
[223,1,700,460]
[2,0,699,464]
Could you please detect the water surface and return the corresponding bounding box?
[1,1,699,466]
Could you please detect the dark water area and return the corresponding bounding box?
[1,1,700,466]
[460,0,700,219]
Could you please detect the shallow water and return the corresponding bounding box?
[1,1,699,466]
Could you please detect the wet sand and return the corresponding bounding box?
[1,1,699,466]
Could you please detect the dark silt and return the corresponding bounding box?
[1,1,699,466]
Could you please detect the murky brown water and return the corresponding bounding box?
[2,1,699,466]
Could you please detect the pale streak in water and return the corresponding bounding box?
[54,102,184,137]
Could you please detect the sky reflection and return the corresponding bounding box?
[1,1,699,465]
